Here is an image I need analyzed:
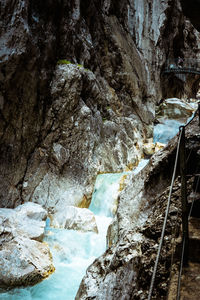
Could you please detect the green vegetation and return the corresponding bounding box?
[57,60,90,72]
[57,59,72,65]
[77,64,84,68]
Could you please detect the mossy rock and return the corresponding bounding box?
[57,59,71,65]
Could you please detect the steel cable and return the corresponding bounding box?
[148,106,200,299]
[148,128,183,300]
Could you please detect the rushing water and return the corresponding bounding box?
[1,113,190,300]
[0,160,149,300]
[153,119,183,144]
[153,110,196,144]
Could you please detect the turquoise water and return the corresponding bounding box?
[0,160,148,300]
[153,119,183,144]
[0,173,127,300]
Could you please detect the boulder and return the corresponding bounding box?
[156,98,197,122]
[0,202,47,242]
[143,142,155,156]
[0,236,54,288]
[143,141,165,156]
[51,206,98,233]
[0,202,54,288]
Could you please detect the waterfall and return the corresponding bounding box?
[0,160,148,300]
[0,107,193,299]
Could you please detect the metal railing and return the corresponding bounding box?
[164,58,200,75]
[148,104,200,299]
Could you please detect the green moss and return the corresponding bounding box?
[57,59,71,65]
[57,60,90,71]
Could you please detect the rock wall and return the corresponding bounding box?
[77,114,200,299]
[0,0,200,211]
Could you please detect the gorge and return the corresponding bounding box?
[1,0,200,299]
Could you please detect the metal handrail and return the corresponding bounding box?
[148,128,183,300]
[148,105,200,299]
[164,58,200,74]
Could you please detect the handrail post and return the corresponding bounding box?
[179,126,189,266]
[198,102,200,126]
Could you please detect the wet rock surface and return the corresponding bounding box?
[51,205,98,233]
[0,203,54,288]
[21,63,147,212]
[77,117,200,299]
[156,98,197,122]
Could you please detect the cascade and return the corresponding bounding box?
[0,160,148,300]
[0,109,193,300]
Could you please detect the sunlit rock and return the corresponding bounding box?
[155,142,166,152]
[76,232,144,300]
[0,236,54,288]
[0,203,54,288]
[0,202,47,241]
[156,98,197,122]
[51,206,98,233]
[143,142,155,156]
[143,138,165,156]
[19,63,150,213]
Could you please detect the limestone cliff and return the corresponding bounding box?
[1,0,200,211]
[1,0,200,298]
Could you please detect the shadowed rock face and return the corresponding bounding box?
[0,0,151,209]
[0,0,62,207]
[181,0,200,32]
[0,0,200,210]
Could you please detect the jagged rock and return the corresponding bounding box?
[0,236,54,288]
[77,117,200,299]
[0,202,47,242]
[51,206,98,233]
[21,63,148,212]
[1,0,200,297]
[1,0,200,213]
[0,202,54,288]
[76,122,179,299]
[143,140,166,157]
[76,232,145,300]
